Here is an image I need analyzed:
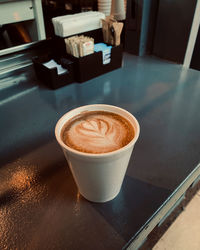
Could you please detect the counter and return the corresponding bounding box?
[0,53,200,249]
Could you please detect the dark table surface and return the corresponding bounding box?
[0,53,200,250]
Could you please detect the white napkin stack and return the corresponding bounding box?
[52,11,106,37]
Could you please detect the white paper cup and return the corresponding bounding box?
[55,104,140,202]
[98,0,111,16]
[98,0,111,3]
[111,0,126,20]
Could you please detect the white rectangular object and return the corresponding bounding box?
[0,0,34,25]
[52,11,105,37]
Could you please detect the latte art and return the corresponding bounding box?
[74,118,122,149]
[61,111,135,154]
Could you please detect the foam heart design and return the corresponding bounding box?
[77,119,112,139]
[62,112,134,154]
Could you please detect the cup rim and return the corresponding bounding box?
[55,104,140,158]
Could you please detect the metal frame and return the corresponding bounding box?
[183,0,200,68]
[0,0,46,56]
[125,163,200,250]
[32,0,46,40]
[0,40,42,57]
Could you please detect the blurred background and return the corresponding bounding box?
[0,0,200,70]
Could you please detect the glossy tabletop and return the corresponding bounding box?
[0,53,200,249]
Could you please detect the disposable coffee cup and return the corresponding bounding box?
[98,0,112,16]
[55,104,140,202]
[111,0,125,20]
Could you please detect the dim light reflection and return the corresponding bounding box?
[0,210,6,239]
[0,207,14,242]
[10,168,34,190]
[103,81,111,95]
[74,191,81,216]
[0,86,37,106]
[166,68,200,140]
[76,192,80,201]
[9,165,46,205]
[0,163,46,243]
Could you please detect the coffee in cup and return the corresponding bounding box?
[61,110,135,154]
[55,104,140,202]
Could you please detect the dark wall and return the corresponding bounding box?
[124,0,159,55]
[124,0,143,55]
[153,0,197,63]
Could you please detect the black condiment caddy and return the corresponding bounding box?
[32,29,123,89]
[32,54,74,89]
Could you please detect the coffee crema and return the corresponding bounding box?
[61,111,135,154]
